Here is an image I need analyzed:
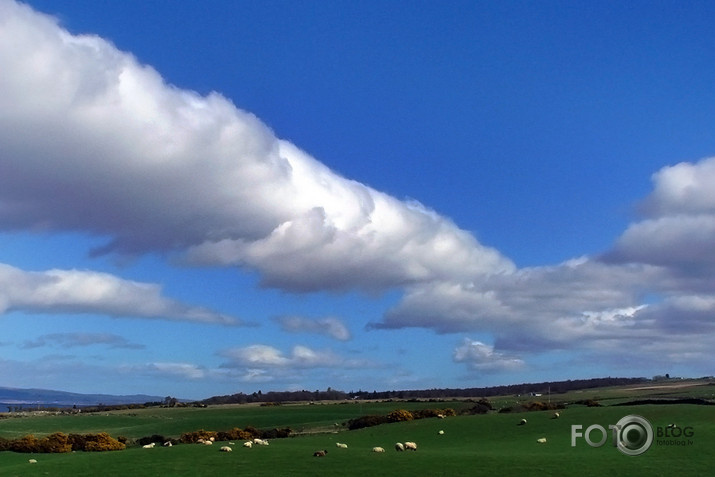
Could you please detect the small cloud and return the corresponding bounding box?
[22,332,144,350]
[0,263,240,325]
[273,315,351,341]
[453,338,525,373]
[123,362,209,380]
[218,344,367,370]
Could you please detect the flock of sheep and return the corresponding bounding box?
[27,410,564,465]
[313,440,419,456]
[517,411,560,444]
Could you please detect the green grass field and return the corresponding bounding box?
[1,382,713,476]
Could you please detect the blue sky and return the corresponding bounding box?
[1,0,714,400]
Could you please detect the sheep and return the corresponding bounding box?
[220,446,233,452]
[552,412,560,419]
[142,443,156,449]
[437,413,445,419]
[28,459,37,464]
[163,441,173,447]
[209,437,215,442]
[253,438,269,446]
[243,441,253,448]
[537,437,547,444]
[197,439,205,444]
[518,418,527,426]
[404,441,417,451]
[336,442,348,449]
[438,430,445,435]
[313,450,328,457]
[372,446,385,453]
[203,440,214,445]
[394,442,405,452]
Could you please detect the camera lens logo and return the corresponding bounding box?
[614,415,653,456]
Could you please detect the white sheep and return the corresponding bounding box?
[437,414,445,419]
[203,440,214,445]
[552,412,560,419]
[197,438,205,444]
[163,441,173,447]
[220,446,233,452]
[243,441,253,448]
[372,446,385,453]
[404,441,417,451]
[28,459,37,464]
[537,437,547,444]
[394,442,405,452]
[142,443,156,449]
[519,418,527,425]
[438,430,445,435]
[209,437,215,442]
[336,442,348,449]
[253,438,269,446]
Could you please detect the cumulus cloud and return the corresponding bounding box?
[21,332,144,350]
[605,158,715,279]
[0,262,239,325]
[372,157,715,373]
[273,315,351,341]
[453,339,524,373]
[0,0,513,294]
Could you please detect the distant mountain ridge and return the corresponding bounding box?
[0,386,165,408]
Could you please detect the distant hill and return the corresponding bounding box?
[0,386,165,409]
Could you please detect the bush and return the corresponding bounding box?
[10,434,40,453]
[39,432,72,453]
[137,434,170,447]
[216,428,254,441]
[180,429,218,444]
[387,409,414,422]
[0,436,10,452]
[82,433,126,452]
[347,415,390,430]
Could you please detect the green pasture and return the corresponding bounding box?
[1,401,712,476]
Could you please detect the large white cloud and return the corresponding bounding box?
[0,0,513,293]
[0,262,238,324]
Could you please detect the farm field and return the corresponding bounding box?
[1,381,713,476]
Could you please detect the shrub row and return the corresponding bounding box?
[0,432,125,453]
[347,407,457,430]
[179,426,292,444]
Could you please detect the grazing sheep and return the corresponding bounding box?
[438,430,445,435]
[220,446,233,452]
[519,418,527,426]
[163,441,173,447]
[437,414,445,419]
[253,438,269,446]
[404,442,417,451]
[28,459,37,464]
[197,439,205,444]
[537,437,547,444]
[394,442,405,452]
[209,437,215,442]
[243,441,253,448]
[313,450,328,457]
[203,440,214,445]
[143,443,156,449]
[552,412,560,419]
[372,446,385,453]
[336,442,348,449]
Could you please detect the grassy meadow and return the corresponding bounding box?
[1,381,713,476]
